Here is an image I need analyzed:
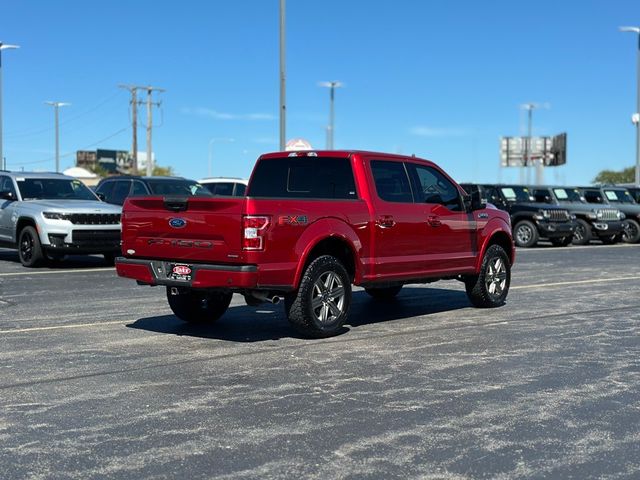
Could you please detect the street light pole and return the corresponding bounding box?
[0,42,19,170]
[45,101,70,173]
[620,26,640,187]
[208,137,235,177]
[319,81,343,150]
[279,0,286,151]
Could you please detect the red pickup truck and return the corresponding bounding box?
[116,150,514,337]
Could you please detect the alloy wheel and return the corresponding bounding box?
[484,257,507,299]
[311,271,346,324]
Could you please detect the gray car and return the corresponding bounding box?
[0,172,122,267]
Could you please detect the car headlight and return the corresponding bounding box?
[587,211,597,220]
[596,211,603,220]
[570,214,577,220]
[618,211,626,220]
[43,212,69,220]
[533,210,550,221]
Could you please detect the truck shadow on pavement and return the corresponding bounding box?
[0,249,111,268]
[127,286,470,342]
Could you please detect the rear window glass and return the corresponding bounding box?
[248,157,357,199]
[147,180,211,196]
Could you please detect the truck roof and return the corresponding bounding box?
[258,150,436,165]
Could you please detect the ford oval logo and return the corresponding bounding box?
[169,218,187,229]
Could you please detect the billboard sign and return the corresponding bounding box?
[500,133,566,167]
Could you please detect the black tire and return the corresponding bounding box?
[365,285,402,300]
[623,219,640,244]
[550,236,573,247]
[166,287,232,324]
[513,220,539,248]
[600,234,619,245]
[285,255,351,338]
[18,226,45,267]
[572,219,592,246]
[103,252,116,266]
[465,244,511,308]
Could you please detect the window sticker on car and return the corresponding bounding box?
[605,191,618,201]
[554,189,569,200]
[17,177,25,182]
[501,188,516,199]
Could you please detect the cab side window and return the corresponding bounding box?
[409,165,462,211]
[0,176,17,197]
[483,186,503,206]
[131,181,149,196]
[370,161,414,203]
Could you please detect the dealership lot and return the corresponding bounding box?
[1,245,639,479]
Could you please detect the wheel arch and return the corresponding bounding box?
[15,216,39,243]
[476,225,515,271]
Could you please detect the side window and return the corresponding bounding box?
[1,176,17,196]
[410,165,462,211]
[211,183,234,196]
[96,181,115,200]
[370,160,413,203]
[109,180,132,205]
[484,186,502,205]
[583,190,603,204]
[234,183,247,196]
[131,181,148,196]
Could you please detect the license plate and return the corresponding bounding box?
[168,263,193,281]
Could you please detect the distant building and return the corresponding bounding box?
[63,166,100,186]
[76,149,155,174]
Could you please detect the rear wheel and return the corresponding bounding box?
[513,220,539,248]
[18,226,45,267]
[465,244,511,308]
[365,285,402,300]
[285,255,351,338]
[166,287,232,324]
[623,219,640,244]
[572,219,592,245]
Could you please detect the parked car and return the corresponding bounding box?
[198,177,248,196]
[530,186,627,245]
[94,175,211,206]
[579,185,640,243]
[0,172,122,267]
[116,150,514,338]
[460,183,576,248]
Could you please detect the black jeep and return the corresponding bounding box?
[531,186,627,245]
[461,183,577,248]
[579,186,639,243]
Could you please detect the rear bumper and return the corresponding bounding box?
[115,257,259,289]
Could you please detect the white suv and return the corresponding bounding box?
[0,172,122,267]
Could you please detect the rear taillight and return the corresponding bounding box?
[242,215,270,251]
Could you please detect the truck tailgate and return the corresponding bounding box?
[121,196,245,263]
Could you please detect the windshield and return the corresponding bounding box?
[553,188,583,202]
[146,180,212,196]
[500,186,532,203]
[17,178,98,201]
[603,189,636,204]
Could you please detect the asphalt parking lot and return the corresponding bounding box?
[1,244,639,480]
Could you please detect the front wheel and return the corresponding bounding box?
[166,287,232,324]
[572,219,592,245]
[465,244,511,308]
[513,220,539,248]
[285,255,351,338]
[622,219,640,244]
[18,226,45,267]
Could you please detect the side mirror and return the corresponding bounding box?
[96,192,106,201]
[0,190,15,201]
[463,186,486,211]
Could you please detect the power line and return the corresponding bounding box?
[9,126,129,167]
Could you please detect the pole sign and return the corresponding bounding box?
[500,132,566,167]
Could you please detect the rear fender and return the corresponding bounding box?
[293,218,363,289]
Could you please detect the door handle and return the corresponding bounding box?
[376,215,396,228]
[427,215,442,227]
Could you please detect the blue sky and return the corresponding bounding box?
[1,0,638,185]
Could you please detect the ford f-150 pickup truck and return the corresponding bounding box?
[116,151,515,337]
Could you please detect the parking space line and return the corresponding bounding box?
[0,320,128,334]
[511,276,640,290]
[0,267,115,277]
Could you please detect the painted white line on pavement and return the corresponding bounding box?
[0,267,115,277]
[511,276,640,290]
[0,320,127,334]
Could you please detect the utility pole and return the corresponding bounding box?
[0,42,20,170]
[619,27,640,187]
[119,84,141,171]
[144,86,164,176]
[319,81,343,149]
[45,101,70,173]
[279,0,286,150]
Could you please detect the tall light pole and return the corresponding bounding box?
[208,137,235,177]
[521,102,549,185]
[620,26,640,187]
[319,81,342,150]
[45,101,71,173]
[279,0,286,151]
[0,42,19,170]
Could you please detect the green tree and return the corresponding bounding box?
[593,166,635,184]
